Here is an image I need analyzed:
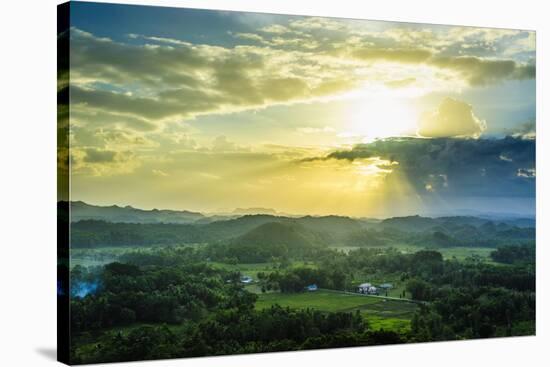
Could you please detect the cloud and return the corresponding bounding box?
[506,121,536,140]
[517,168,535,178]
[67,27,365,131]
[63,20,535,184]
[430,56,535,86]
[152,169,169,177]
[82,148,117,163]
[349,45,534,87]
[233,32,268,43]
[352,47,432,63]
[211,135,238,152]
[72,147,139,176]
[260,24,291,34]
[66,24,535,135]
[418,98,487,138]
[319,136,535,198]
[297,126,335,134]
[385,77,417,88]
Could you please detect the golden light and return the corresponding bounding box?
[344,94,419,141]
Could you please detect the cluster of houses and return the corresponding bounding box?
[357,282,393,295]
[238,274,392,296]
[300,282,393,294]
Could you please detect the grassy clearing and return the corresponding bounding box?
[365,315,411,332]
[256,289,417,333]
[436,247,495,261]
[256,289,381,312]
[256,289,417,314]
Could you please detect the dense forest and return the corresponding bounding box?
[65,245,535,363]
[60,202,536,364]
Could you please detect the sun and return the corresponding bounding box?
[345,95,419,141]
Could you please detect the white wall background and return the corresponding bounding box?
[0,0,546,366]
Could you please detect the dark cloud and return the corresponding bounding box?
[71,86,185,121]
[70,29,210,87]
[72,148,139,176]
[323,136,535,198]
[83,148,117,163]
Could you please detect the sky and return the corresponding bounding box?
[58,1,536,217]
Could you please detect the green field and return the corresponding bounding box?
[256,289,381,312]
[436,246,495,261]
[256,289,417,332]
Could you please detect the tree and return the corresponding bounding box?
[406,279,432,301]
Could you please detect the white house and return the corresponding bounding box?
[306,284,318,291]
[358,282,379,295]
[358,282,371,290]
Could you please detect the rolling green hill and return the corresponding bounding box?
[67,201,535,249]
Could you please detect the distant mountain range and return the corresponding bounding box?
[380,214,535,231]
[63,201,536,249]
[65,201,535,228]
[69,201,204,224]
[232,207,279,215]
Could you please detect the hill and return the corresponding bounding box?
[380,215,438,232]
[233,222,321,247]
[207,222,325,263]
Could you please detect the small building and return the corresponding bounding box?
[378,283,393,290]
[306,284,318,292]
[240,275,253,284]
[358,282,379,295]
[357,282,371,291]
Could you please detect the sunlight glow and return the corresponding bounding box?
[344,94,419,141]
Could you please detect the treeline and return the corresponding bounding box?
[71,220,205,247]
[70,261,245,332]
[490,244,535,264]
[259,267,349,293]
[411,286,535,340]
[347,226,535,248]
[73,306,404,364]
